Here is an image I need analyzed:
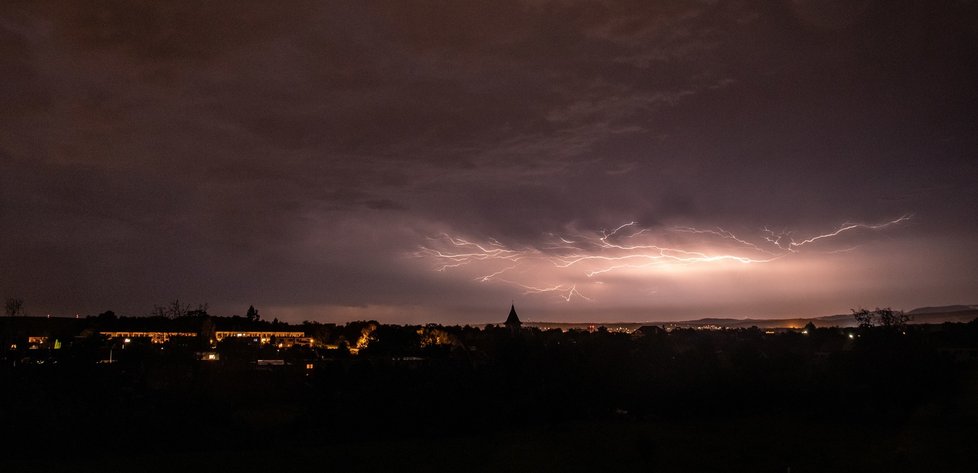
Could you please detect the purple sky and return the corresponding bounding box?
[2,1,977,323]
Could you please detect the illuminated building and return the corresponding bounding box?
[197,351,220,361]
[212,331,311,347]
[99,330,313,347]
[99,331,197,344]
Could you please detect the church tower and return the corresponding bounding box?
[504,304,522,334]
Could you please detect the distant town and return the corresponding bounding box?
[4,303,978,471]
[3,302,978,369]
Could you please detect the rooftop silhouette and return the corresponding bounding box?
[505,304,522,333]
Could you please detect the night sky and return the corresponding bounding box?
[2,1,977,323]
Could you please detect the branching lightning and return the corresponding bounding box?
[761,215,911,252]
[786,215,911,248]
[672,226,778,255]
[413,215,911,302]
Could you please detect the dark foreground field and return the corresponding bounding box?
[15,414,977,473]
[4,322,978,472]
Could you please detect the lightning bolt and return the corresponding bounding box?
[475,265,517,282]
[413,215,911,303]
[788,215,911,248]
[671,226,778,255]
[501,281,593,302]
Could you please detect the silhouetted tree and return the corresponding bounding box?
[187,303,209,318]
[5,297,24,317]
[152,300,207,319]
[302,321,334,345]
[154,299,188,318]
[852,307,911,329]
[418,326,457,348]
[246,305,260,322]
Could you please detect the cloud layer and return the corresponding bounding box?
[2,1,977,321]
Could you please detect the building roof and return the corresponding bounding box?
[505,304,521,326]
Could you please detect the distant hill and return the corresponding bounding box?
[907,305,978,315]
[525,305,978,332]
[810,309,978,328]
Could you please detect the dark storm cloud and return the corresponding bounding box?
[2,0,977,321]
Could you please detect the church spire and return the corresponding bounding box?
[505,304,522,332]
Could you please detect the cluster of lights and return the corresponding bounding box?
[415,216,911,302]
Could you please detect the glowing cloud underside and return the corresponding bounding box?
[413,216,911,302]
